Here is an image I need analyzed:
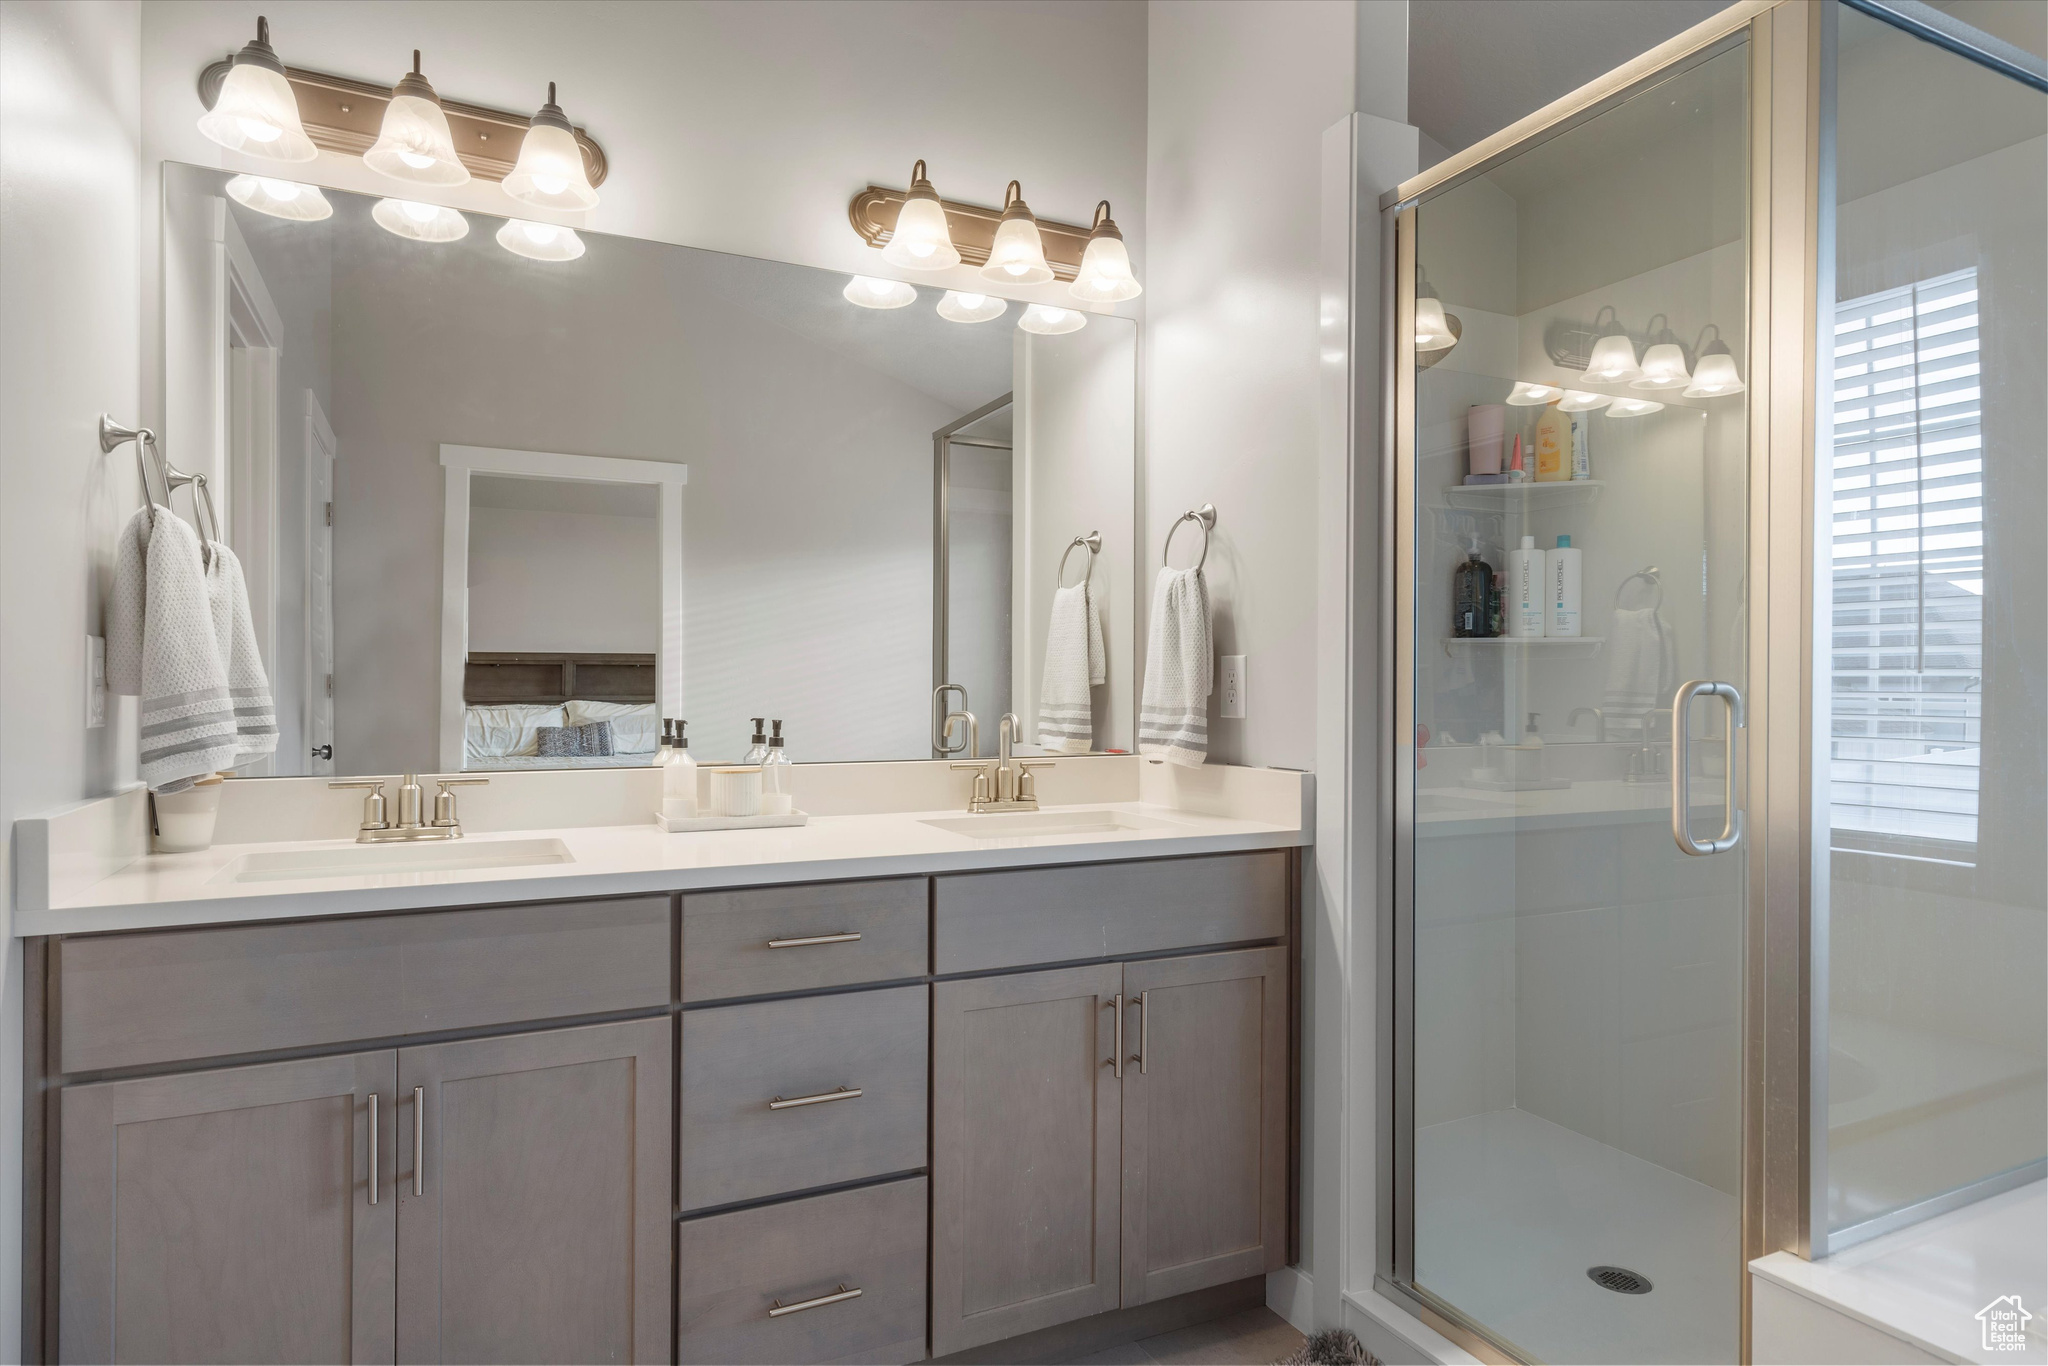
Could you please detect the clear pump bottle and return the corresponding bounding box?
[761,719,793,815]
[662,719,698,821]
[742,718,769,767]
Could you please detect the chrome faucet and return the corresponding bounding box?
[329,773,488,842]
[1569,706,1607,743]
[950,713,1053,813]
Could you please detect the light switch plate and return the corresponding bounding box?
[85,635,106,728]
[1220,654,1246,719]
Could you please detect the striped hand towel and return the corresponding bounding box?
[1139,565,1211,766]
[205,540,278,766]
[1036,581,1106,754]
[106,508,239,792]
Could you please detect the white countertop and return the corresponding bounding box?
[19,800,1307,937]
[1415,777,1732,833]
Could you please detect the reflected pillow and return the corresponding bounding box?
[465,704,566,759]
[536,721,614,758]
[563,699,659,753]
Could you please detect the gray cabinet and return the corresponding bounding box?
[396,1018,672,1365]
[58,1050,397,1364]
[930,963,1124,1356]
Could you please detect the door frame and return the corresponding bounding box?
[304,390,337,776]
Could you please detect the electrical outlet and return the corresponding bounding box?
[85,635,106,728]
[1220,654,1247,719]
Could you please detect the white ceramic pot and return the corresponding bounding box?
[153,775,224,853]
[707,766,763,818]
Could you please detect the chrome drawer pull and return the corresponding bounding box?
[766,931,862,949]
[1108,993,1124,1079]
[768,1284,862,1317]
[412,1085,425,1196]
[768,1085,862,1110]
[368,1092,378,1205]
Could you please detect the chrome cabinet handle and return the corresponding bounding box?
[1135,991,1150,1074]
[769,1285,862,1318]
[768,1085,861,1110]
[412,1085,425,1196]
[368,1092,378,1205]
[1109,994,1124,1079]
[766,931,862,949]
[1671,680,1746,857]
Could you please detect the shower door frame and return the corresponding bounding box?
[1372,2,1826,1359]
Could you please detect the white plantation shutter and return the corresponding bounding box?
[1828,268,1982,853]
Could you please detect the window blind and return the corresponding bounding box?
[1828,267,1982,853]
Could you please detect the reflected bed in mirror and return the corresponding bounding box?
[159,163,1136,777]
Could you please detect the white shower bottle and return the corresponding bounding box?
[1506,536,1546,638]
[1546,535,1582,637]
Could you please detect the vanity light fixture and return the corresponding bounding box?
[1605,395,1665,417]
[363,51,470,186]
[1557,389,1615,412]
[226,175,333,221]
[504,83,600,211]
[1683,327,1746,396]
[881,161,959,270]
[1069,201,1140,302]
[372,197,469,242]
[982,182,1055,285]
[843,275,916,309]
[1581,308,1642,383]
[1414,275,1459,353]
[496,218,585,261]
[1632,318,1692,391]
[937,291,1007,323]
[1505,381,1564,406]
[195,17,318,162]
[1019,303,1086,335]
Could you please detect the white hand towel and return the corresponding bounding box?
[105,507,239,792]
[1603,605,1677,739]
[1139,565,1212,766]
[1036,581,1106,753]
[205,540,278,766]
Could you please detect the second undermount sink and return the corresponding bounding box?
[921,809,1184,839]
[213,836,575,884]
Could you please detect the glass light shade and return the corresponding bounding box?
[363,60,469,186]
[1071,230,1140,303]
[1557,389,1615,412]
[496,218,585,262]
[371,198,469,242]
[1414,296,1458,351]
[503,92,599,211]
[1631,342,1692,391]
[1683,347,1746,397]
[1605,395,1665,417]
[1506,381,1564,406]
[883,194,960,271]
[937,291,1007,323]
[843,275,916,309]
[984,217,1054,285]
[198,64,317,162]
[1582,331,1642,382]
[225,175,332,222]
[1019,304,1087,336]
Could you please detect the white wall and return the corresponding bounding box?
[0,3,144,1353]
[467,504,659,654]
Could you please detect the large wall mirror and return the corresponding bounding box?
[159,163,1137,776]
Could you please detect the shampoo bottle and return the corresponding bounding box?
[1570,415,1592,480]
[663,720,698,820]
[761,720,793,815]
[1453,538,1495,638]
[1505,536,1546,637]
[1546,535,1582,637]
[1535,403,1570,481]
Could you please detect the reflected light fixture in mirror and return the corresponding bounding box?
[1557,389,1615,412]
[1605,395,1665,417]
[1070,201,1140,302]
[1414,276,1458,352]
[1506,381,1563,405]
[882,160,959,270]
[1633,342,1692,391]
[226,174,332,221]
[364,50,470,186]
[372,197,469,242]
[843,275,916,308]
[1582,308,1641,382]
[497,218,585,261]
[1684,332,1746,396]
[937,291,1006,323]
[195,17,318,162]
[504,82,599,211]
[982,181,1055,284]
[1019,303,1086,335]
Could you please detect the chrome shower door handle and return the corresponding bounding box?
[1671,680,1746,857]
[932,684,970,755]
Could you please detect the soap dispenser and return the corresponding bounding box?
[761,720,793,815]
[742,717,768,767]
[663,719,698,821]
[1453,537,1495,638]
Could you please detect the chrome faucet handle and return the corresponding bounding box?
[428,777,488,829]
[1016,761,1055,803]
[328,780,390,831]
[950,761,992,810]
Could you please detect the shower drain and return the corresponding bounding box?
[1587,1265,1653,1295]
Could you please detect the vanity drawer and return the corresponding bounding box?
[681,878,926,1002]
[932,851,1288,974]
[679,985,927,1210]
[54,897,672,1074]
[677,1176,927,1365]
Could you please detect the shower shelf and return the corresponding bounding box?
[1442,479,1605,511]
[1441,636,1605,657]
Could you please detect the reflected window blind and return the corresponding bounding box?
[1829,267,1982,852]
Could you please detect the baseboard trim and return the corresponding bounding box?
[1266,1264,1315,1336]
[1340,1287,1487,1366]
[929,1276,1267,1364]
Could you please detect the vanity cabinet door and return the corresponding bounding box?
[394,1018,672,1365]
[930,963,1123,1356]
[58,1050,397,1364]
[1118,947,1288,1305]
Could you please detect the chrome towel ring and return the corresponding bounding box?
[1056,532,1101,590]
[1163,504,1216,571]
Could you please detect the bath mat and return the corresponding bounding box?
[1274,1327,1377,1365]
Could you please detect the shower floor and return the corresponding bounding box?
[1414,1108,1740,1364]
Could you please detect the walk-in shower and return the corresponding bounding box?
[1377,3,2045,1361]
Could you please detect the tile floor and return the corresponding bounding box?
[1060,1306,1308,1365]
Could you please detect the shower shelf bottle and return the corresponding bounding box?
[662,720,698,820]
[1505,536,1546,638]
[1453,538,1496,638]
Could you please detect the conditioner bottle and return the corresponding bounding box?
[1505,536,1546,638]
[1545,535,1582,637]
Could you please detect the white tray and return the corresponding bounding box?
[655,809,809,833]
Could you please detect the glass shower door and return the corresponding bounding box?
[1392,35,1753,1365]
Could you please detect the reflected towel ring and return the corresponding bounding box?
[1616,565,1662,611]
[1163,504,1216,571]
[1056,532,1101,590]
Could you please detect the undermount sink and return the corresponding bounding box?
[922,809,1183,839]
[213,837,575,884]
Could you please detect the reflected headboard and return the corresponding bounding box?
[464,652,656,706]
